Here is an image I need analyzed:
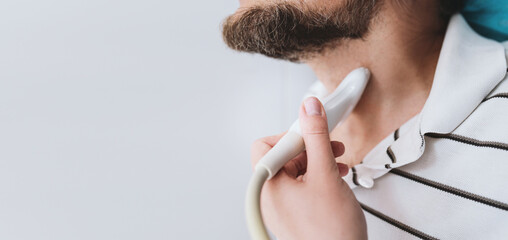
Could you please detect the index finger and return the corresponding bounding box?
[250,132,286,169]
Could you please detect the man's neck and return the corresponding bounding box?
[306,1,447,166]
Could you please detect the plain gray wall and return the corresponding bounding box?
[0,1,315,239]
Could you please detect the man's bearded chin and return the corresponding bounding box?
[221,1,380,62]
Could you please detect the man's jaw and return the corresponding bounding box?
[222,0,380,62]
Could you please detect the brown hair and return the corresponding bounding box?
[222,1,380,62]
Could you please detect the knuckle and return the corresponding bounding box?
[250,137,274,168]
[302,129,329,136]
[251,138,266,152]
[301,119,329,135]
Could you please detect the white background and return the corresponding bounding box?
[0,1,315,239]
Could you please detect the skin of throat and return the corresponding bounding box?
[305,1,446,168]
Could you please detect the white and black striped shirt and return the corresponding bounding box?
[308,14,508,239]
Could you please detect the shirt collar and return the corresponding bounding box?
[420,14,507,134]
[330,14,508,189]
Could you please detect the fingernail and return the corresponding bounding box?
[303,97,322,116]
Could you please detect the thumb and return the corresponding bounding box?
[299,97,339,181]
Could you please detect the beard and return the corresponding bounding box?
[221,0,381,62]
